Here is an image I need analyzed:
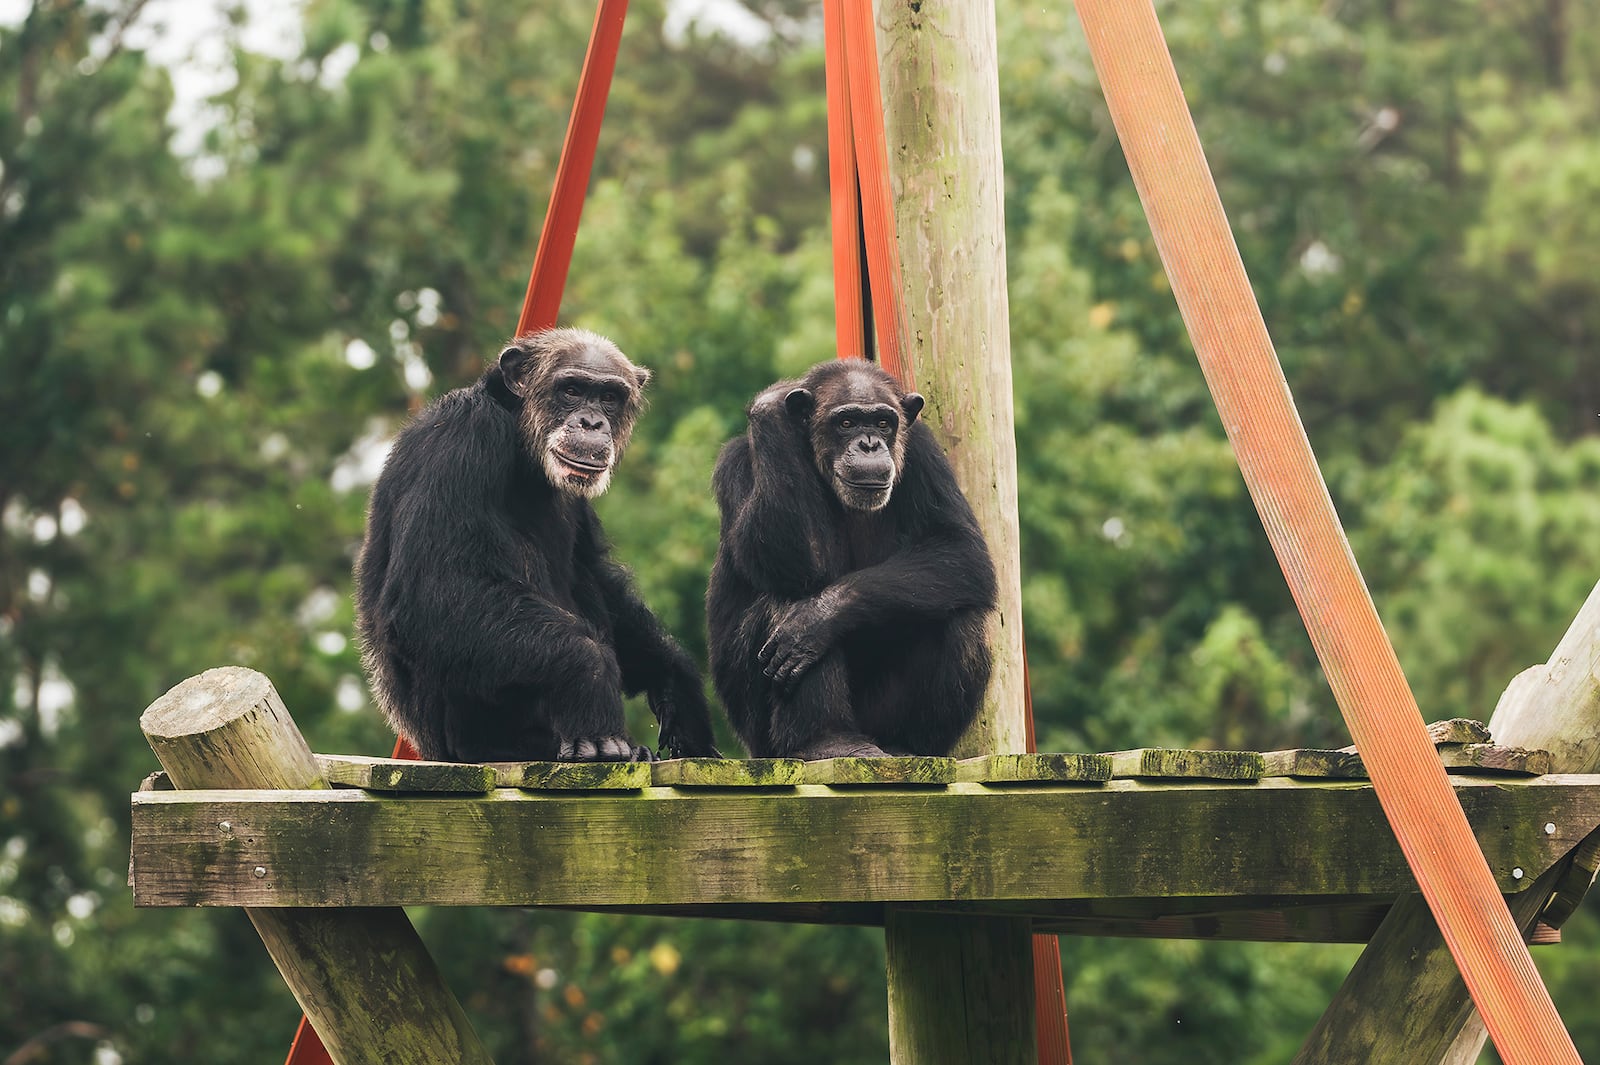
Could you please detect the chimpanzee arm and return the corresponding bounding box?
[758,426,997,689]
[577,508,721,758]
[715,390,835,597]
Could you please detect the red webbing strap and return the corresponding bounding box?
[1024,655,1073,1064]
[823,0,868,362]
[834,0,910,386]
[1072,1,1578,1060]
[515,0,632,336]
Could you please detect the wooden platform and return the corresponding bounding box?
[132,748,1600,944]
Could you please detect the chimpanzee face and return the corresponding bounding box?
[498,329,650,499]
[785,363,924,512]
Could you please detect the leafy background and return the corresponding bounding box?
[3,0,1598,1061]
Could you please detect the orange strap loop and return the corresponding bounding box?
[1071,1,1578,1060]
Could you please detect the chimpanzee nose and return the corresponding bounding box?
[578,414,607,432]
[859,436,883,453]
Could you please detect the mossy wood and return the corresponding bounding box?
[1262,743,1553,779]
[138,668,492,1065]
[130,776,1600,910]
[803,756,957,785]
[1301,581,1600,1065]
[319,755,497,792]
[1108,748,1265,780]
[886,911,1037,1065]
[955,753,1112,783]
[492,760,652,789]
[651,758,807,787]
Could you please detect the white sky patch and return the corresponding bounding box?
[26,569,51,603]
[260,432,290,461]
[196,370,223,397]
[32,513,57,543]
[296,585,340,627]
[316,631,348,655]
[664,0,772,46]
[1300,240,1341,278]
[59,498,87,536]
[330,421,395,494]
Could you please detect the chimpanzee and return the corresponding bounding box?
[706,360,997,759]
[355,328,720,763]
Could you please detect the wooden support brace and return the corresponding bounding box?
[887,911,1037,1065]
[138,667,492,1065]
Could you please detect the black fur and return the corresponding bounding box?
[355,328,719,762]
[706,360,997,759]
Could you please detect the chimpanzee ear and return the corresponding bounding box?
[900,392,926,424]
[785,387,816,420]
[633,365,652,390]
[498,344,534,394]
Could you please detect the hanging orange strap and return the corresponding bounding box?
[1071,1,1577,1060]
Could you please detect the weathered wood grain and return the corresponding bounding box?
[138,667,491,1065]
[1541,826,1600,929]
[318,755,496,793]
[954,753,1112,784]
[886,911,1036,1065]
[492,760,651,790]
[1438,743,1553,777]
[651,758,807,787]
[1261,749,1367,779]
[130,776,1600,909]
[801,756,956,786]
[1108,748,1264,780]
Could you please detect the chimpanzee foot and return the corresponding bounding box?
[792,734,891,760]
[557,735,656,762]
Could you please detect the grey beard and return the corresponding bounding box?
[543,432,614,499]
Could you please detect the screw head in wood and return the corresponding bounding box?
[1512,867,1525,880]
[253,866,267,879]
[1545,823,1556,835]
[218,821,232,834]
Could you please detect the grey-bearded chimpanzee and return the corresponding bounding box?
[356,328,720,763]
[706,360,997,759]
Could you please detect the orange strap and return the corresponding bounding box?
[1071,1,1577,1060]
[515,0,631,337]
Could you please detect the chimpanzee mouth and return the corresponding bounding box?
[552,451,610,476]
[841,478,892,491]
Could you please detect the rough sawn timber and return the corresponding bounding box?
[130,776,1600,910]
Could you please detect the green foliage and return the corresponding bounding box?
[4,0,1599,1060]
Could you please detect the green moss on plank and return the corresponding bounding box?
[1108,749,1264,780]
[1261,749,1367,779]
[493,760,652,790]
[317,755,496,793]
[954,754,1112,784]
[652,758,806,787]
[803,756,957,786]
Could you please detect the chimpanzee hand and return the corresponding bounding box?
[557,735,655,762]
[759,594,838,691]
[651,670,722,759]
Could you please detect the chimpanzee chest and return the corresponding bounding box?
[842,510,898,572]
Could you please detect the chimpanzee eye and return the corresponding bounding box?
[877,418,890,430]
[601,390,620,408]
[562,385,582,399]
[840,418,854,429]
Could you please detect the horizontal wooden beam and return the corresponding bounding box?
[130,777,1600,913]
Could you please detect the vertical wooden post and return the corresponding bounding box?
[138,667,493,1065]
[1295,580,1600,1065]
[873,0,1037,1061]
[875,0,1027,757]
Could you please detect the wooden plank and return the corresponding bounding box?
[1262,749,1367,779]
[1439,744,1553,777]
[492,760,651,790]
[318,755,496,793]
[954,753,1111,784]
[1264,744,1553,779]
[801,756,956,786]
[138,667,491,1065]
[130,776,1600,909]
[1541,826,1600,929]
[651,758,806,787]
[1107,748,1264,780]
[886,911,1036,1065]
